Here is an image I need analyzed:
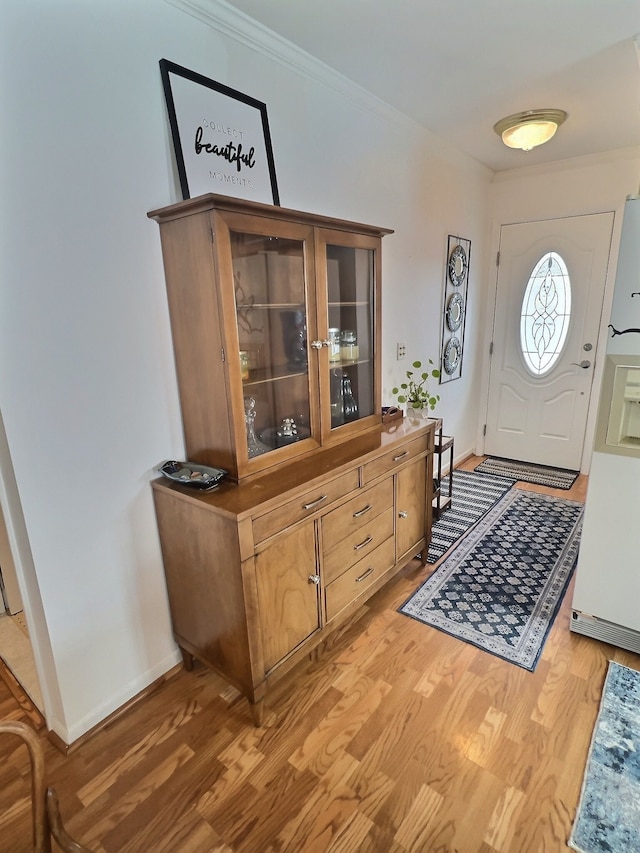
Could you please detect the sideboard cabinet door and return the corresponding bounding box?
[254,521,321,672]
[396,456,429,562]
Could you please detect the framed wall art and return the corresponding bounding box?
[440,235,471,383]
[159,59,280,205]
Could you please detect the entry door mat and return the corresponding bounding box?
[400,488,584,670]
[428,469,513,563]
[569,662,640,852]
[474,456,579,489]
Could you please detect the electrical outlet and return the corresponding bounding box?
[396,342,407,360]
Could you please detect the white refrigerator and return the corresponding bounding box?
[571,195,640,653]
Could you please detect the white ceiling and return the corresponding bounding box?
[221,0,640,172]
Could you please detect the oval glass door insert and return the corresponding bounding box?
[520,251,571,376]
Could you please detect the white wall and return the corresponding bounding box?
[481,150,640,470]
[0,0,492,741]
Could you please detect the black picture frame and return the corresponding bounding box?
[159,59,280,205]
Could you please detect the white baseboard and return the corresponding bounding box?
[50,648,182,746]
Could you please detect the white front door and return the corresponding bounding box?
[485,213,614,470]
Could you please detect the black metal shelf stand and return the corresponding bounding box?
[433,418,454,519]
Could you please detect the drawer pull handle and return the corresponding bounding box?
[302,494,328,510]
[353,504,373,518]
[356,567,374,583]
[354,535,373,551]
[392,451,409,462]
[398,510,408,519]
[308,574,320,585]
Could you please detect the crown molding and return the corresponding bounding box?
[162,0,400,117]
[161,0,492,179]
[492,145,640,183]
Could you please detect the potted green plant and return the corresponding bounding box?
[392,359,440,414]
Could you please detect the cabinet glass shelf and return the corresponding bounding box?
[242,365,308,386]
[242,359,373,387]
[327,358,371,368]
[237,302,305,311]
[328,301,369,308]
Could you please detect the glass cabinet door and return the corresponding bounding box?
[319,232,380,437]
[230,225,317,466]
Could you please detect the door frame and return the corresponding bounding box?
[477,209,623,475]
[0,500,22,613]
[0,410,57,724]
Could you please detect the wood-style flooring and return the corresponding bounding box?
[1,456,638,852]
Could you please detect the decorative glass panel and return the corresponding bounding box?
[520,252,571,376]
[327,244,375,429]
[231,231,311,459]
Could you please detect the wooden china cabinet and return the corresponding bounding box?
[148,193,435,723]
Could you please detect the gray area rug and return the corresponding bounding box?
[428,469,513,563]
[474,456,579,489]
[569,661,640,852]
[401,488,584,670]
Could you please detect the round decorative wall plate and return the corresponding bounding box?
[448,244,467,287]
[446,292,464,332]
[443,336,461,374]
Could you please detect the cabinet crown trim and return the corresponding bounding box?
[148,192,394,238]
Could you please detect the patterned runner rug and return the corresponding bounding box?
[569,661,640,852]
[428,470,513,563]
[400,488,584,670]
[474,456,579,489]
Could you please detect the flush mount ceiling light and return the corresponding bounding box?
[493,109,568,151]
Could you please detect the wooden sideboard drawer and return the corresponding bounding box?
[361,434,431,484]
[321,479,393,549]
[325,536,395,622]
[323,507,394,584]
[253,469,360,544]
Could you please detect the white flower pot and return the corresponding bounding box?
[406,406,431,419]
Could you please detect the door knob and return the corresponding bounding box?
[571,360,591,369]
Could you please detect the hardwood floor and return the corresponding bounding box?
[1,456,638,852]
